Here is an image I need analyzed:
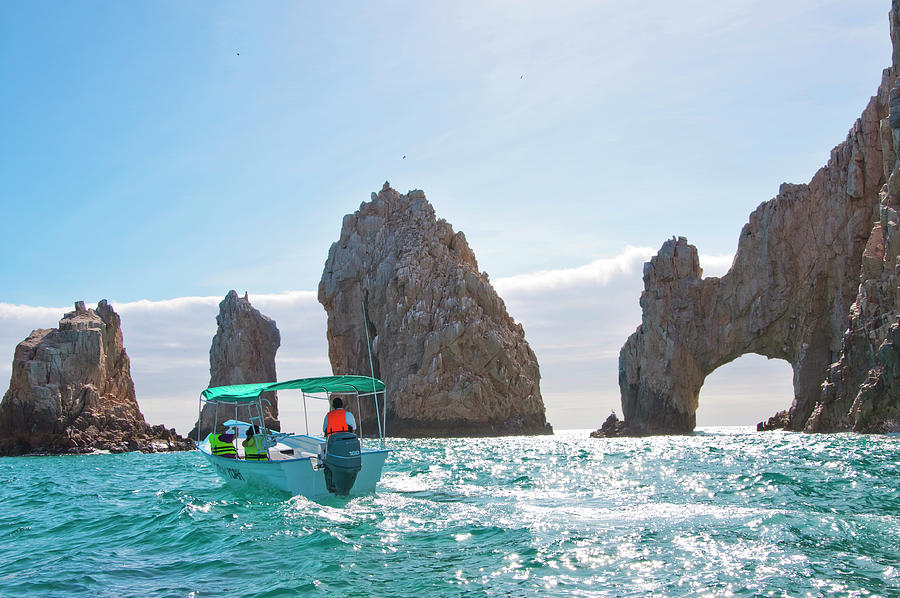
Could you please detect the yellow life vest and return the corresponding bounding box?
[210,433,237,457]
[243,435,268,461]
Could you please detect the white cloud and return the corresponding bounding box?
[494,246,654,294]
[0,303,72,321]
[114,295,222,312]
[494,246,735,294]
[0,247,793,435]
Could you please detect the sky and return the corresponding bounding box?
[0,0,891,433]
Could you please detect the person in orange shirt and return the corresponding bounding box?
[322,397,357,436]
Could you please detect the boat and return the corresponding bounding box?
[195,375,390,498]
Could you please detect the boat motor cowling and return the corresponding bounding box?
[324,432,362,495]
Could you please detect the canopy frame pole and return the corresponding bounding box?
[252,397,270,459]
[303,392,309,436]
[213,401,220,448]
[196,397,204,442]
[356,392,363,440]
[256,398,268,459]
[361,296,383,445]
[382,390,387,449]
[256,397,272,434]
[250,398,259,434]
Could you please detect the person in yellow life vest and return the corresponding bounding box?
[323,397,357,437]
[242,426,268,461]
[209,425,237,458]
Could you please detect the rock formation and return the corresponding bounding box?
[756,410,790,432]
[612,6,900,436]
[319,183,551,437]
[0,301,190,455]
[802,2,900,434]
[189,291,281,440]
[590,412,626,438]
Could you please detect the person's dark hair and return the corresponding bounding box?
[246,426,255,437]
[332,397,343,409]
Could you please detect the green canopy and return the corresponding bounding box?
[201,375,385,403]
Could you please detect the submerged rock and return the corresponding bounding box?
[189,291,280,441]
[0,301,190,455]
[616,5,900,436]
[319,183,551,437]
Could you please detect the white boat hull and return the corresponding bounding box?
[199,435,390,498]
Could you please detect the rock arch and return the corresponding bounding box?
[617,68,892,434]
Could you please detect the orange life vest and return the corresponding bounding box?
[325,409,351,436]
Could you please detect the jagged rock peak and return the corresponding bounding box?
[319,184,551,437]
[190,290,281,440]
[0,301,189,455]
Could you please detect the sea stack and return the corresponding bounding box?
[607,3,900,437]
[190,291,281,440]
[0,301,190,455]
[318,183,551,437]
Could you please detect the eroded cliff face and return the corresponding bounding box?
[319,183,550,437]
[613,9,900,435]
[803,1,900,434]
[0,301,189,455]
[190,291,281,440]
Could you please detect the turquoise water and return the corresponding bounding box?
[1,428,898,597]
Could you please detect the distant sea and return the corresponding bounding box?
[2,428,898,597]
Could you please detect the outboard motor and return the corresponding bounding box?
[324,432,362,495]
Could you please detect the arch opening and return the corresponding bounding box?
[696,354,794,428]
